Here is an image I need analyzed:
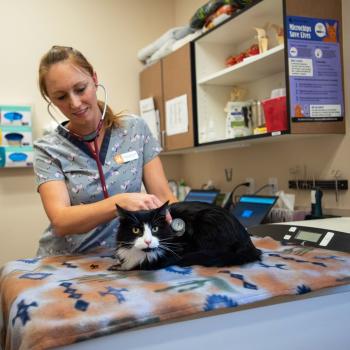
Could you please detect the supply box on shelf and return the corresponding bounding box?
[262,95,288,133]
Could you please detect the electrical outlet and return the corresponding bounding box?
[245,177,255,194]
[268,177,278,194]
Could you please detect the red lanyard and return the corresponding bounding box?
[85,139,109,199]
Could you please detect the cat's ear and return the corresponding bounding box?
[116,204,139,222]
[116,204,136,220]
[156,201,169,216]
[116,204,127,218]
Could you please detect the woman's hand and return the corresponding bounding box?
[113,192,164,211]
[114,192,173,224]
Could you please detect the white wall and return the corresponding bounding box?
[0,0,175,265]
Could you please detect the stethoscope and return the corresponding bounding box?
[47,84,110,199]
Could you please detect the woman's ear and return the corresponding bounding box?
[92,71,98,86]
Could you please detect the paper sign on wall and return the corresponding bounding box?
[165,94,188,136]
[139,97,160,141]
[287,16,344,122]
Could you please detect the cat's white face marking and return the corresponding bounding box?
[115,223,162,270]
[134,223,159,250]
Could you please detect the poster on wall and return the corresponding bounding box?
[287,16,344,122]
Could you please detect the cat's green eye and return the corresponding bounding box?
[152,226,159,233]
[132,227,141,234]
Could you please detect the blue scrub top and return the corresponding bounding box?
[33,115,161,256]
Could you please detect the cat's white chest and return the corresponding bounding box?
[116,247,147,270]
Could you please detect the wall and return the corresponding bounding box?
[0,0,175,266]
[0,0,349,265]
[163,0,350,215]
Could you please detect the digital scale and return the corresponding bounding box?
[248,217,350,253]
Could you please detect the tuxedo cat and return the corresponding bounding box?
[115,201,261,270]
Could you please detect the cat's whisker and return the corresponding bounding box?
[117,243,133,249]
[159,245,181,259]
[160,243,183,249]
[159,240,183,247]
[159,238,182,244]
[117,242,133,246]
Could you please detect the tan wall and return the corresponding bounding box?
[163,0,350,215]
[0,0,174,266]
[0,0,349,265]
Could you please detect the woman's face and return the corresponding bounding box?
[45,61,100,134]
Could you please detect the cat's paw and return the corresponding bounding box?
[114,254,122,266]
[110,254,129,271]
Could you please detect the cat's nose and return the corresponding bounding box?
[144,239,151,246]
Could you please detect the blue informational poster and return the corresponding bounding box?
[287,16,344,122]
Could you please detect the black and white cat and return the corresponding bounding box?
[115,201,261,270]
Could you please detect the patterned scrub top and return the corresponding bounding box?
[33,115,162,256]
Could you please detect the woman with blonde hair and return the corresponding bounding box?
[34,46,176,256]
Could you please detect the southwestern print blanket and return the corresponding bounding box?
[1,236,350,350]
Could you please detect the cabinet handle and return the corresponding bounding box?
[161,130,166,149]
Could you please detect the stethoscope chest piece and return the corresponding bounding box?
[171,218,186,236]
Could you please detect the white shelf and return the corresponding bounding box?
[160,134,339,156]
[197,0,282,45]
[198,44,285,86]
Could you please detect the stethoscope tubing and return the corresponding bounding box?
[85,139,109,199]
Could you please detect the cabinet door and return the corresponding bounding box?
[162,43,195,151]
[139,61,165,143]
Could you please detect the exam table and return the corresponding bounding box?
[1,218,350,350]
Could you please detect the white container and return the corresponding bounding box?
[225,101,252,139]
[270,88,286,98]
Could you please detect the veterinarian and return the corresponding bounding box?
[33,46,176,256]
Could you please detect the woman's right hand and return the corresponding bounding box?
[113,193,164,212]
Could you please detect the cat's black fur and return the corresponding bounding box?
[115,201,261,270]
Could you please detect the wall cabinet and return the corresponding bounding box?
[140,44,195,151]
[194,0,345,146]
[140,0,345,153]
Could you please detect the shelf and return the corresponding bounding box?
[196,0,282,45]
[198,44,285,86]
[160,133,342,156]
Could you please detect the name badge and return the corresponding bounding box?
[114,150,139,164]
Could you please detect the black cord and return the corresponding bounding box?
[224,182,250,210]
[254,183,274,195]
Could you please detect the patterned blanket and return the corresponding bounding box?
[1,236,350,350]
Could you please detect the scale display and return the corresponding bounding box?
[248,223,350,253]
[295,230,322,243]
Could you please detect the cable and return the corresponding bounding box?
[223,182,250,210]
[254,183,274,195]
